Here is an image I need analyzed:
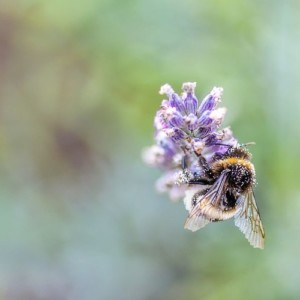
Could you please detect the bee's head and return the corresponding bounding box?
[225,145,252,160]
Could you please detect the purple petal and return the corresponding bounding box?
[183,93,198,114]
[172,128,187,141]
[198,110,214,127]
[204,133,219,146]
[154,111,168,130]
[160,107,184,128]
[155,131,177,157]
[197,87,223,116]
[183,113,199,130]
[169,113,184,127]
[164,127,187,142]
[159,84,185,113]
[170,94,186,114]
[196,127,212,139]
[197,107,227,130]
[182,82,198,114]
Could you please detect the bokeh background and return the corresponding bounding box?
[0,0,300,299]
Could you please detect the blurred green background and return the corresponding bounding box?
[0,0,299,299]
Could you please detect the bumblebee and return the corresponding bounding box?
[184,146,265,249]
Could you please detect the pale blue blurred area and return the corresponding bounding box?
[0,0,299,299]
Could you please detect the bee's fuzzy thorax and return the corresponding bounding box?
[211,156,256,192]
[211,157,255,174]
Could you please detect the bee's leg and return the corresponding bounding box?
[181,151,214,185]
[177,155,195,184]
[198,155,214,179]
[182,154,188,170]
[188,177,214,185]
[198,155,209,169]
[182,150,214,183]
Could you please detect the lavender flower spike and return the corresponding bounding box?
[143,82,237,201]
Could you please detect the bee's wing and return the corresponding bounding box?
[184,170,230,232]
[183,185,210,212]
[234,190,265,249]
[184,212,211,231]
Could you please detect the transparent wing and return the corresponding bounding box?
[184,213,211,232]
[184,170,235,232]
[234,191,265,249]
[183,185,210,212]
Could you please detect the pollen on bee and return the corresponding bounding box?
[211,157,256,192]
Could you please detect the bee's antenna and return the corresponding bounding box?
[240,142,256,147]
[213,142,256,149]
[212,143,232,147]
